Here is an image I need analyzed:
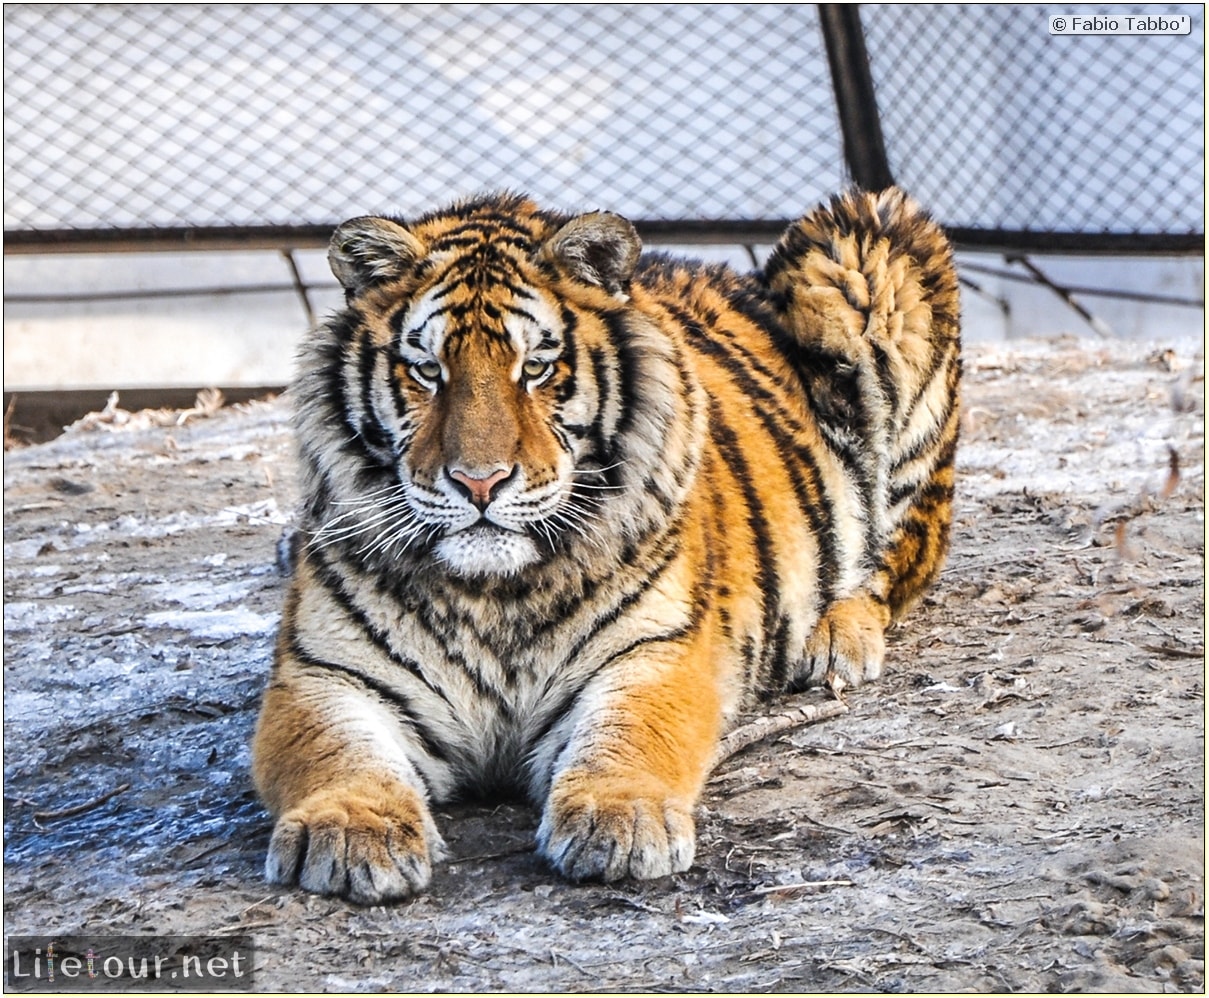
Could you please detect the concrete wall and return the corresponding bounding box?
[3,248,1203,392]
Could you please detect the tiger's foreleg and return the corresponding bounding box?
[530,625,723,882]
[252,637,446,904]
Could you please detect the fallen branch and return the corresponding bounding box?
[712,696,849,771]
[1140,642,1205,660]
[747,879,855,895]
[33,782,131,824]
[1007,255,1115,338]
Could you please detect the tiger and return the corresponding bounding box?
[251,186,961,905]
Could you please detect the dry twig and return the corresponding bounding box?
[747,879,856,895]
[712,696,849,770]
[65,388,226,435]
[33,782,131,824]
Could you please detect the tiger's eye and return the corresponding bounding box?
[413,360,442,382]
[523,358,551,380]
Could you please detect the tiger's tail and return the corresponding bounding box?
[764,186,962,618]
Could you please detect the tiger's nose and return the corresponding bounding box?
[447,466,516,512]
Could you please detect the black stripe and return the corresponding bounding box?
[776,340,882,562]
[428,282,460,302]
[502,303,556,337]
[586,343,615,457]
[428,215,534,241]
[740,635,759,696]
[527,617,698,758]
[286,632,451,769]
[888,479,919,509]
[707,399,783,686]
[422,254,527,298]
[870,339,900,418]
[429,231,530,252]
[559,422,592,439]
[683,312,838,602]
[311,331,375,465]
[672,300,813,436]
[327,308,361,346]
[354,332,395,457]
[437,256,527,287]
[392,298,458,339]
[767,614,795,690]
[405,596,520,710]
[890,399,958,475]
[553,305,580,407]
[891,423,958,495]
[299,459,334,526]
[724,276,787,337]
[307,548,432,680]
[642,475,678,515]
[549,527,683,677]
[606,311,642,440]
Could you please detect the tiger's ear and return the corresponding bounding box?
[328,216,427,294]
[541,211,641,296]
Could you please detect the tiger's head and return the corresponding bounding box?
[299,195,699,579]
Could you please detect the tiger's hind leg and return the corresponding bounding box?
[766,187,961,691]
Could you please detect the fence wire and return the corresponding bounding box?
[862,3,1205,241]
[3,4,842,233]
[3,4,1204,250]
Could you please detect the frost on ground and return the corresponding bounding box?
[3,337,1204,993]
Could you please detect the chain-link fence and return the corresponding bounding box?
[3,4,843,245]
[3,3,1204,252]
[862,4,1205,250]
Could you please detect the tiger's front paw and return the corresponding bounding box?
[536,774,696,882]
[802,593,889,692]
[265,779,445,905]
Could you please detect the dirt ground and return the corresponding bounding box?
[3,335,1204,993]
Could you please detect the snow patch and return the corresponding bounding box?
[142,608,279,640]
[145,577,257,609]
[4,601,78,631]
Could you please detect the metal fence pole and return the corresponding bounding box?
[818,3,895,192]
